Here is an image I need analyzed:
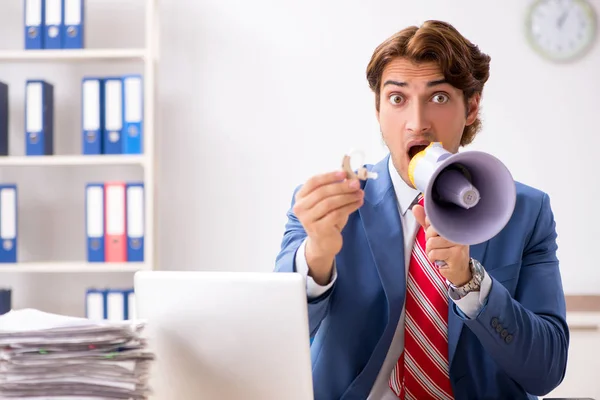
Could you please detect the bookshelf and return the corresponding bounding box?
[0,0,159,274]
[0,48,147,62]
[0,262,150,273]
[0,155,146,167]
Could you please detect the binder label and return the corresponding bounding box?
[1,188,15,241]
[127,186,144,239]
[83,80,100,132]
[86,186,103,241]
[86,292,104,320]
[107,291,125,321]
[124,77,142,124]
[106,185,125,236]
[105,80,123,137]
[45,0,62,37]
[26,83,42,133]
[64,0,82,25]
[128,292,136,320]
[26,0,42,26]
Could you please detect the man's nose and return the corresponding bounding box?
[406,102,431,133]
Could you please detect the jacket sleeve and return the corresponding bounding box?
[274,186,335,337]
[455,192,569,396]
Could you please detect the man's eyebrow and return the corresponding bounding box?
[382,80,406,87]
[382,79,448,88]
[427,79,448,87]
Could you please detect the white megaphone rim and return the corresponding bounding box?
[421,149,517,245]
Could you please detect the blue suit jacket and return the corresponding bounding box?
[275,154,569,400]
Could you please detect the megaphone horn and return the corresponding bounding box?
[408,143,516,251]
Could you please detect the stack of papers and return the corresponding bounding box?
[0,308,156,399]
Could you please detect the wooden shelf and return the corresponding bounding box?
[0,48,147,62]
[0,155,146,167]
[0,262,149,273]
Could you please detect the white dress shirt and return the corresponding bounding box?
[295,157,492,399]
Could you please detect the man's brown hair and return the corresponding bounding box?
[366,20,491,146]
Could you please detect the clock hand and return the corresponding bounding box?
[557,10,569,28]
[557,0,574,29]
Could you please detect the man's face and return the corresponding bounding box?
[376,57,479,187]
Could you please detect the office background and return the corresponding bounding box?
[0,0,598,316]
[1,0,599,398]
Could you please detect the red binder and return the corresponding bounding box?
[104,181,126,262]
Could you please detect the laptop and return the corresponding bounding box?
[133,270,314,400]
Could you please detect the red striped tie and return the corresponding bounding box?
[389,196,454,400]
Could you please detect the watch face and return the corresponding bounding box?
[526,0,597,62]
[471,259,485,282]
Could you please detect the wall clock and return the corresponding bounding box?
[526,0,597,62]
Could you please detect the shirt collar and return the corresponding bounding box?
[388,156,421,215]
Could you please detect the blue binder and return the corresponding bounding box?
[125,288,135,320]
[62,0,84,49]
[82,77,104,155]
[103,78,123,154]
[85,288,107,320]
[106,289,127,321]
[85,183,105,262]
[24,0,44,50]
[0,185,17,263]
[0,82,8,156]
[44,0,63,49]
[122,75,143,154]
[100,288,136,321]
[0,289,11,315]
[126,182,144,262]
[25,80,54,156]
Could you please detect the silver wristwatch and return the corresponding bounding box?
[449,258,485,300]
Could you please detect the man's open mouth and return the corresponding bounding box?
[408,144,429,159]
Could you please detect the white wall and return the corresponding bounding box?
[158,0,600,296]
[0,0,599,312]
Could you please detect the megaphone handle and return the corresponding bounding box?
[435,260,448,269]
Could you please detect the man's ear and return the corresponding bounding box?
[465,93,481,126]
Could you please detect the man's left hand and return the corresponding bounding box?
[412,203,472,287]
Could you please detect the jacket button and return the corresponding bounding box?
[495,324,503,333]
[501,329,508,339]
[505,334,513,344]
[491,317,499,328]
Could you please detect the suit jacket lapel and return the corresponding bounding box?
[359,155,406,322]
[448,240,489,369]
[347,155,406,393]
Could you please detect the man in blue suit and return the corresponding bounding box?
[275,20,569,400]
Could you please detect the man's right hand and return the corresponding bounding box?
[293,170,365,285]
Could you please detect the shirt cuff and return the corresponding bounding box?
[295,239,337,299]
[449,270,492,319]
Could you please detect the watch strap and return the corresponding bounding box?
[449,258,485,299]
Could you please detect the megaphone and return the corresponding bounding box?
[408,142,516,246]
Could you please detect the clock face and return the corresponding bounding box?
[526,0,597,62]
